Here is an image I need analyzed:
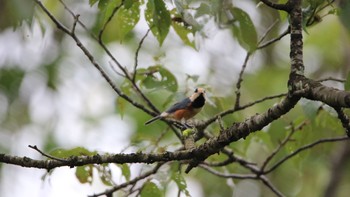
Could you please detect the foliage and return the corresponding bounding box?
[1,0,350,197]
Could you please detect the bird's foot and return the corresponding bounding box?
[183,123,193,129]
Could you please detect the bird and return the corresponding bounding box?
[145,88,206,125]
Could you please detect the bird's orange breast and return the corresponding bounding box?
[171,108,201,121]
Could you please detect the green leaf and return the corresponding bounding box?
[98,0,111,10]
[49,147,96,158]
[230,7,257,52]
[140,181,163,197]
[137,65,178,92]
[97,164,113,186]
[145,0,171,46]
[124,0,134,9]
[76,165,93,184]
[157,67,178,92]
[171,171,191,196]
[101,0,122,24]
[114,1,140,40]
[171,21,194,48]
[120,163,131,181]
[195,3,211,18]
[116,96,126,119]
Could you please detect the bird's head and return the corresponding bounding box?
[190,87,206,101]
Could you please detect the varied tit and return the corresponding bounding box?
[145,88,206,125]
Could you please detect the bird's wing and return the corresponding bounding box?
[165,97,191,114]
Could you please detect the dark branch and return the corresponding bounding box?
[260,0,292,12]
[257,27,290,49]
[199,93,287,129]
[28,145,67,162]
[199,165,257,179]
[302,78,350,108]
[334,107,350,137]
[234,52,251,108]
[259,176,285,197]
[132,29,151,82]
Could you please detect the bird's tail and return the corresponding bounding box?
[144,116,161,125]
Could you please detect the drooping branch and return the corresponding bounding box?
[260,0,292,12]
[334,107,350,137]
[264,136,349,174]
[90,163,164,197]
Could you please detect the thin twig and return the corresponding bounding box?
[316,77,345,83]
[257,27,290,49]
[71,14,80,34]
[260,121,308,171]
[109,61,126,77]
[89,163,164,197]
[258,19,280,45]
[132,29,151,82]
[199,93,287,129]
[58,0,89,31]
[34,0,156,118]
[264,136,349,174]
[28,145,68,162]
[98,0,125,41]
[200,165,285,196]
[54,0,189,139]
[259,176,285,197]
[199,164,257,179]
[234,52,251,108]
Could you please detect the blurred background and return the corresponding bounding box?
[1,0,350,196]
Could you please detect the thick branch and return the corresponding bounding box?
[260,0,292,12]
[288,0,304,84]
[186,96,299,172]
[298,78,350,108]
[1,95,299,170]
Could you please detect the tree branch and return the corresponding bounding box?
[334,107,350,137]
[234,52,251,108]
[132,29,151,82]
[90,163,164,197]
[264,136,349,174]
[33,0,159,117]
[260,0,292,12]
[302,78,350,108]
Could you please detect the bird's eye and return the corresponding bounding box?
[194,88,198,93]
